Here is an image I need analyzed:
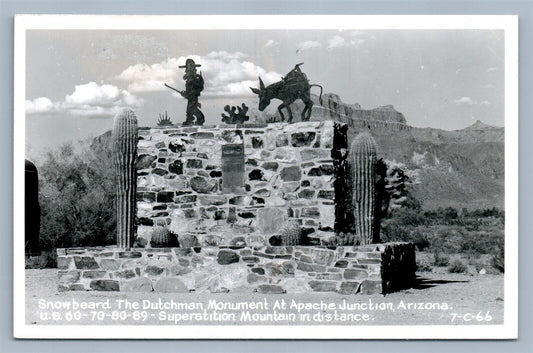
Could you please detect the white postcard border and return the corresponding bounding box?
[13,14,519,339]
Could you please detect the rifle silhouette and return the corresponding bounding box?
[164,83,184,95]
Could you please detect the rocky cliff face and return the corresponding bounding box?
[317,93,407,124]
[368,124,504,210]
[250,92,408,128]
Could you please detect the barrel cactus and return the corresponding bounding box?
[350,132,379,245]
[334,232,359,246]
[150,227,179,248]
[112,109,138,248]
[280,219,303,246]
[324,232,360,246]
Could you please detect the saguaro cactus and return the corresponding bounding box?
[112,109,138,248]
[350,132,379,244]
[25,160,40,256]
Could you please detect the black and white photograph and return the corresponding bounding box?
[13,15,518,339]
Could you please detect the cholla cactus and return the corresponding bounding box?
[150,227,179,248]
[280,219,303,246]
[350,132,379,245]
[112,109,138,248]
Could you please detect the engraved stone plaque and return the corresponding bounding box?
[222,143,244,192]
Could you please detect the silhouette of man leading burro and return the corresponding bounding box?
[165,58,205,126]
[165,60,321,125]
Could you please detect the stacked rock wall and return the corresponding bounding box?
[56,243,415,294]
[136,121,348,247]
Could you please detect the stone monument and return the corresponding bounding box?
[56,62,415,295]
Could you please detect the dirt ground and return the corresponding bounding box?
[24,268,504,326]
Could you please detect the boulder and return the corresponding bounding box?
[90,280,120,291]
[154,278,188,293]
[120,278,153,292]
[255,284,286,294]
[217,250,240,265]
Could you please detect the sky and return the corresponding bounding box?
[25,29,504,160]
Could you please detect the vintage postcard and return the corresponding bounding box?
[13,15,518,339]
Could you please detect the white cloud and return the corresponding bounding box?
[65,82,121,107]
[206,51,247,61]
[327,35,347,49]
[454,97,491,106]
[25,97,60,114]
[26,82,143,117]
[327,35,366,49]
[454,97,492,105]
[116,51,282,97]
[264,39,278,47]
[486,67,497,72]
[454,97,476,105]
[349,30,365,37]
[297,40,322,51]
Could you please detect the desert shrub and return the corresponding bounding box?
[491,238,505,273]
[381,224,431,251]
[467,207,505,218]
[252,112,280,124]
[471,258,500,274]
[410,229,430,251]
[463,219,481,231]
[447,259,468,273]
[25,251,57,269]
[473,260,485,273]
[380,223,411,243]
[433,251,450,267]
[388,207,426,227]
[416,259,433,272]
[442,207,458,221]
[37,136,116,267]
[42,250,58,268]
[265,116,280,123]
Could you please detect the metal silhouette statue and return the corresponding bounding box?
[165,58,205,126]
[221,103,250,124]
[250,63,323,123]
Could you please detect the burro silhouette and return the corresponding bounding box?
[250,63,323,123]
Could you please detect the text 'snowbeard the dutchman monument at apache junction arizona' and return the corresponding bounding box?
[54,59,417,295]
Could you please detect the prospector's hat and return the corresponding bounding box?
[179,58,201,68]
